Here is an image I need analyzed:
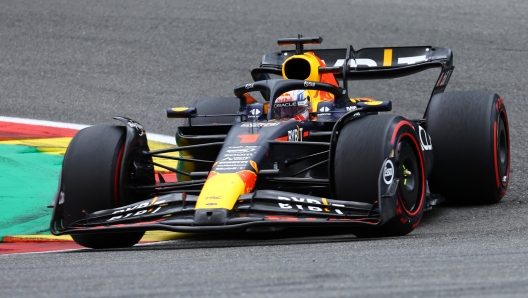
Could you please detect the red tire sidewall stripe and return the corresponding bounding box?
[493,120,500,188]
[397,131,426,217]
[493,98,509,197]
[114,144,126,208]
[391,120,414,145]
[501,109,510,189]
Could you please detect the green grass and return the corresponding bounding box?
[0,144,62,241]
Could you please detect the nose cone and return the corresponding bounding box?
[193,209,229,226]
[195,171,257,210]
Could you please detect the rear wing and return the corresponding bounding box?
[257,45,454,100]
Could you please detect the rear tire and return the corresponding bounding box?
[62,125,145,249]
[185,97,241,126]
[333,114,426,237]
[426,91,509,204]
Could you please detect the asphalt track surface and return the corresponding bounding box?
[1,0,528,297]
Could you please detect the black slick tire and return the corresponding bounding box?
[426,91,509,204]
[61,125,144,249]
[333,114,426,237]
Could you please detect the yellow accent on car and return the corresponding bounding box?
[250,160,259,173]
[195,173,246,210]
[364,101,383,106]
[171,107,188,112]
[383,49,393,67]
[263,102,269,114]
[350,97,375,102]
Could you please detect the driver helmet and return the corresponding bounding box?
[272,90,311,120]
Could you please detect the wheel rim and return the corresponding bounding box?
[497,114,509,186]
[396,137,422,214]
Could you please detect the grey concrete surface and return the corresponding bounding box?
[1,0,528,297]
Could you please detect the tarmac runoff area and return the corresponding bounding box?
[0,116,189,254]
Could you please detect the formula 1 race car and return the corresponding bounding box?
[49,36,510,249]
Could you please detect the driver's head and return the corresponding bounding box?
[272,90,311,120]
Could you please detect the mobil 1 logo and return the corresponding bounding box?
[383,159,394,185]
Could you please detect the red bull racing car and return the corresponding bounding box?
[49,36,510,248]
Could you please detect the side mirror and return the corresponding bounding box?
[166,107,197,118]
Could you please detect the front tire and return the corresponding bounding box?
[333,115,426,236]
[426,91,509,204]
[62,125,145,249]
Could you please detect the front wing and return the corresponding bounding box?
[50,156,411,235]
[50,188,399,235]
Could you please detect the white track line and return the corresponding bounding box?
[1,248,87,256]
[0,116,175,145]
